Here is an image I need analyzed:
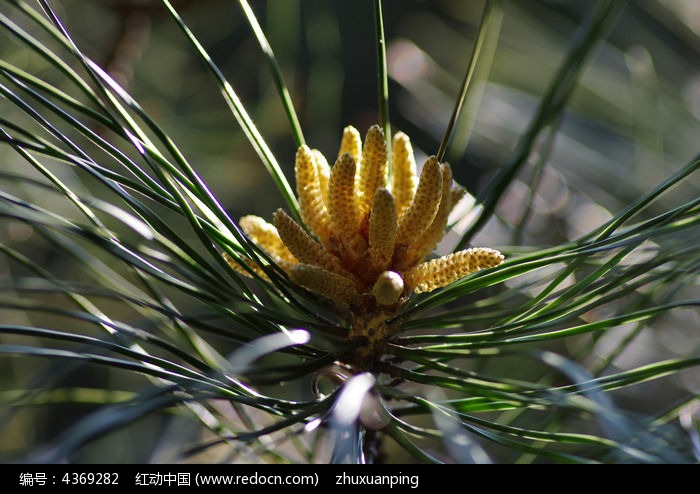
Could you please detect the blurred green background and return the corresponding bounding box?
[1,0,699,462]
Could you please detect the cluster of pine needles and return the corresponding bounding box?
[0,0,698,463]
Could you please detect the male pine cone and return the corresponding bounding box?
[226,124,504,310]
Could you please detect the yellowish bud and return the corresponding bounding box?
[391,132,418,218]
[396,156,442,245]
[290,263,359,307]
[312,149,331,208]
[239,215,296,264]
[357,125,388,215]
[223,252,255,278]
[405,163,453,263]
[296,145,331,243]
[273,209,348,276]
[372,270,404,305]
[222,252,286,279]
[368,187,397,270]
[406,247,504,293]
[338,125,362,165]
[328,153,366,258]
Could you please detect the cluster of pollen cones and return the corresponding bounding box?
[226,124,504,313]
